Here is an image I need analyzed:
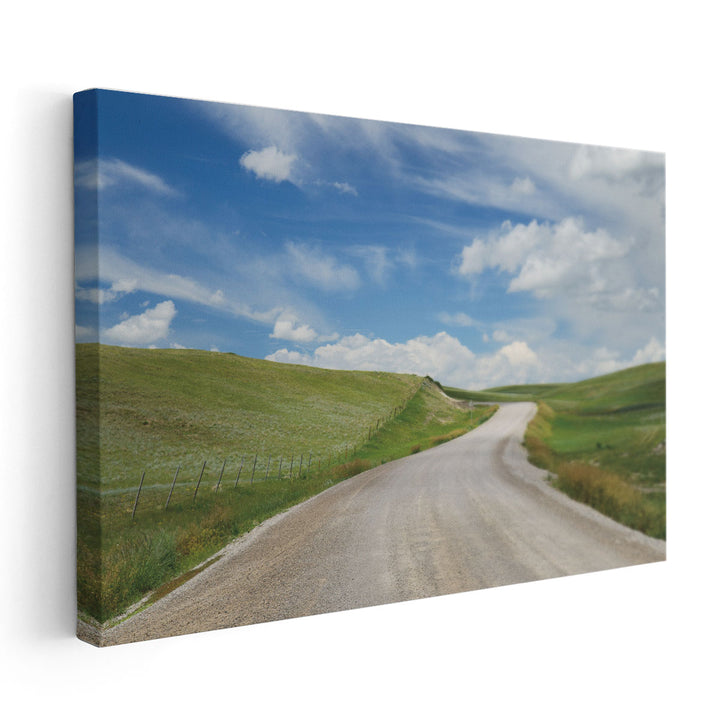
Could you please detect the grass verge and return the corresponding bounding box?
[524,401,665,538]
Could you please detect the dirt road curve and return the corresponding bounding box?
[100,403,665,645]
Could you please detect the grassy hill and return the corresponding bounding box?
[77,344,425,491]
[447,362,666,538]
[76,344,493,623]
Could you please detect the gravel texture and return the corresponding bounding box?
[96,402,665,646]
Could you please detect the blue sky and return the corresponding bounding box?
[74,89,665,389]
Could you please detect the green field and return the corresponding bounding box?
[447,362,666,539]
[77,344,493,623]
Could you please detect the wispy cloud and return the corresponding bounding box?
[347,245,391,285]
[284,241,361,292]
[75,246,280,324]
[75,158,180,196]
[437,311,482,329]
[330,181,358,196]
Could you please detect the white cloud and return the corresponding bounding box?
[266,331,541,389]
[75,246,278,324]
[492,329,513,343]
[510,176,535,195]
[568,146,664,184]
[347,245,391,285]
[632,337,665,365]
[270,310,318,343]
[499,340,538,367]
[104,300,177,345]
[239,146,297,183]
[285,242,361,291]
[313,180,360,196]
[457,219,542,277]
[331,181,358,196]
[75,277,140,304]
[75,158,179,196]
[75,286,117,304]
[437,311,478,328]
[455,217,657,312]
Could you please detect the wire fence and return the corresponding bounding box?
[111,400,414,520]
[127,443,370,519]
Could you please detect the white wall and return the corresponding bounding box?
[2,2,716,717]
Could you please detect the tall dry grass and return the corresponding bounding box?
[523,402,665,539]
[553,461,664,537]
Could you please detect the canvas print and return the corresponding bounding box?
[74,89,666,646]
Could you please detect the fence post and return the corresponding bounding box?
[234,456,245,488]
[289,454,294,480]
[193,460,206,503]
[264,456,272,482]
[165,463,181,510]
[250,453,258,483]
[297,454,303,479]
[278,456,283,480]
[215,459,226,493]
[132,471,145,520]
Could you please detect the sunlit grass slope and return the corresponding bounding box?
[446,363,666,539]
[77,343,423,490]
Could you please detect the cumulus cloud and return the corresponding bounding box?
[455,217,662,313]
[239,146,297,183]
[104,300,177,345]
[266,331,540,389]
[270,310,318,343]
[632,337,665,365]
[499,341,538,367]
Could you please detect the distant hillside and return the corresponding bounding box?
[445,362,665,411]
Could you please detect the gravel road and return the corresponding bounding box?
[98,402,665,645]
